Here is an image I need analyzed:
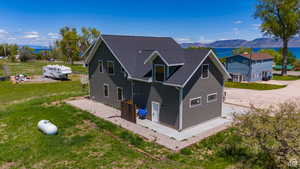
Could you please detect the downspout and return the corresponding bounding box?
[249,52,252,82]
[131,80,134,101]
[178,87,183,131]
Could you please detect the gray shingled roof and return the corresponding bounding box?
[89,34,229,87]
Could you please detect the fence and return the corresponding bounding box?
[121,100,137,123]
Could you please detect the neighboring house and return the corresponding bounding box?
[225,53,273,82]
[85,34,231,131]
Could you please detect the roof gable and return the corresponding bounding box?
[164,50,231,87]
[144,50,184,66]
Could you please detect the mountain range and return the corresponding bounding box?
[181,37,300,48]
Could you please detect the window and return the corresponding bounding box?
[107,61,114,74]
[117,87,123,101]
[99,60,103,73]
[103,84,109,97]
[202,64,209,79]
[190,97,202,108]
[154,64,165,82]
[207,93,217,103]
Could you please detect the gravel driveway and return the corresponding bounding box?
[225,79,300,108]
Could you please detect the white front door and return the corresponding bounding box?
[151,102,160,122]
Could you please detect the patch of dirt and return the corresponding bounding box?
[0,122,8,144]
[0,162,16,169]
[42,101,63,107]
[83,120,97,129]
[32,160,48,169]
[65,120,97,138]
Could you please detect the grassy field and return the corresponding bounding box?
[0,60,87,76]
[0,80,86,108]
[225,81,286,90]
[0,82,267,168]
[272,74,300,81]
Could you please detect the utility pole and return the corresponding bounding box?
[3,44,7,57]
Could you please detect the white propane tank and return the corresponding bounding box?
[38,120,58,135]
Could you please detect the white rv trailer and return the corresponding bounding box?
[43,65,72,79]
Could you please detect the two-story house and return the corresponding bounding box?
[85,34,231,131]
[225,52,273,82]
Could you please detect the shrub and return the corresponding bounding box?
[180,148,192,155]
[294,59,300,71]
[233,102,300,169]
[19,46,35,62]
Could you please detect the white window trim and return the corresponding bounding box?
[117,87,124,101]
[103,83,109,97]
[189,96,202,108]
[201,64,209,79]
[99,60,103,73]
[207,93,217,103]
[154,64,166,82]
[107,61,115,75]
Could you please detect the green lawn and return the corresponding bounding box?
[0,60,87,76]
[272,74,300,81]
[0,80,266,168]
[0,81,86,108]
[225,82,286,90]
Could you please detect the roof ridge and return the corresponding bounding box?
[102,34,172,39]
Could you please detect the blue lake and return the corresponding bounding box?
[215,48,300,59]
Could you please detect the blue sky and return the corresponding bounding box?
[0,0,263,46]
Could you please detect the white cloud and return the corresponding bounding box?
[23,31,40,39]
[25,31,39,35]
[175,38,194,43]
[234,20,243,24]
[218,38,229,41]
[198,36,213,43]
[252,24,260,30]
[23,34,40,39]
[0,29,8,34]
[233,28,241,35]
[47,32,60,39]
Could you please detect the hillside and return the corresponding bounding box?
[182,37,300,48]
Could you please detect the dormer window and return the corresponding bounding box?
[154,64,165,82]
[201,64,209,79]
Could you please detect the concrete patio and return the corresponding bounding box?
[66,98,247,151]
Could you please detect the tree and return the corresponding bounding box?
[8,44,18,62]
[259,49,282,64]
[232,47,253,55]
[19,46,34,62]
[255,0,300,76]
[58,27,80,64]
[233,102,300,168]
[80,27,100,57]
[278,48,296,65]
[259,48,296,65]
